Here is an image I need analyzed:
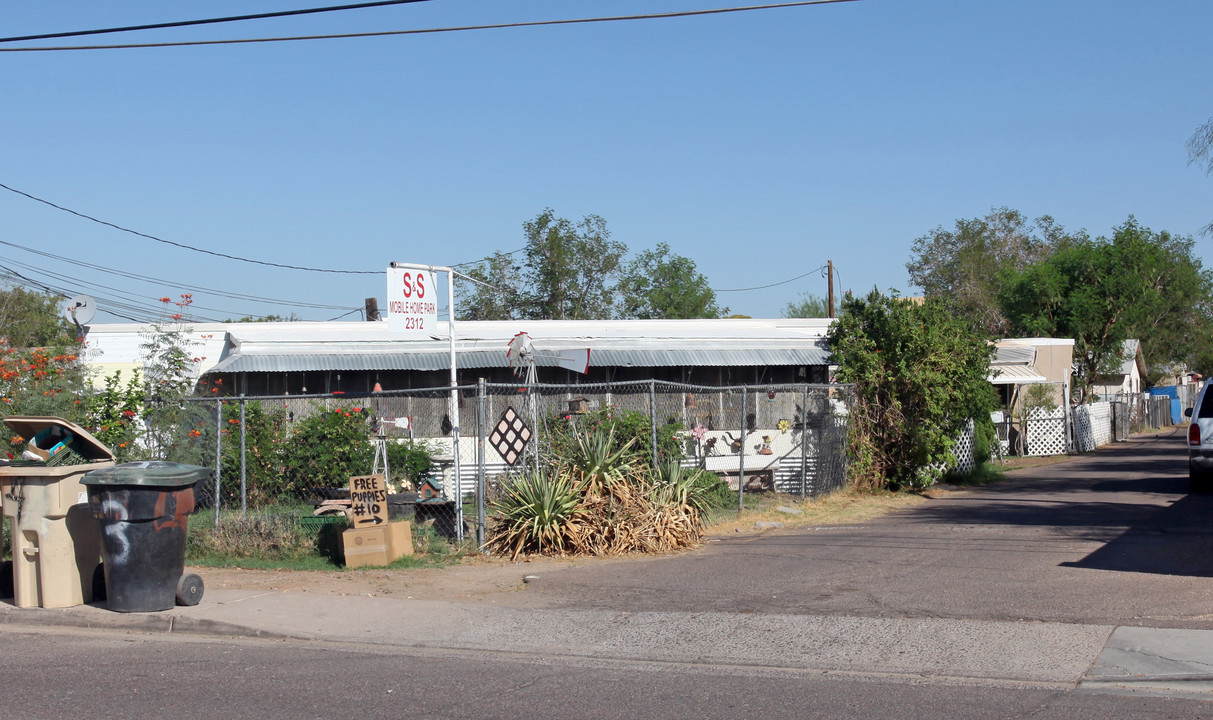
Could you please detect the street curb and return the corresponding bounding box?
[0,602,300,642]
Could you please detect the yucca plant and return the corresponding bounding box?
[486,470,585,560]
[564,426,639,496]
[652,460,729,514]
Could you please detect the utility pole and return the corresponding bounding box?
[827,260,835,319]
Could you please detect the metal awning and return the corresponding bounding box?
[204,345,831,374]
[988,365,1048,385]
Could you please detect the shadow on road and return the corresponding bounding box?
[899,430,1213,577]
[1060,491,1213,577]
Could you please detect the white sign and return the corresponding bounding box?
[386,266,438,336]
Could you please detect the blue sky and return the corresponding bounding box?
[2,0,1210,323]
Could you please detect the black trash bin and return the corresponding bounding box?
[81,461,211,613]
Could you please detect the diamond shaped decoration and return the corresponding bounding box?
[489,406,532,466]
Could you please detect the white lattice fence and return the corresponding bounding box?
[1026,406,1067,457]
[1073,402,1113,452]
[953,419,976,474]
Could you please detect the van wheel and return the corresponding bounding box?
[1190,470,1213,493]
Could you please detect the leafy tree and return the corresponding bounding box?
[783,292,830,318]
[456,251,524,321]
[520,209,627,320]
[0,285,74,347]
[906,208,1083,335]
[1189,117,1213,235]
[827,290,996,490]
[616,243,726,319]
[1000,217,1213,401]
[225,313,300,323]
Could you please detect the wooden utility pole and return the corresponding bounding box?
[827,260,835,318]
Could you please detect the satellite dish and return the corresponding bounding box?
[64,295,97,326]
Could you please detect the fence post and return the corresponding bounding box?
[240,395,247,517]
[477,378,487,551]
[738,386,747,512]
[213,399,222,529]
[1064,383,1074,454]
[649,380,658,465]
[800,384,810,499]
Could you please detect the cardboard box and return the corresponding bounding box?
[388,520,413,557]
[341,521,416,567]
[341,527,391,568]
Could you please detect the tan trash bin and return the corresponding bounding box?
[0,417,115,608]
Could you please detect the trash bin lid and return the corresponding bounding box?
[81,461,212,487]
[2,416,115,462]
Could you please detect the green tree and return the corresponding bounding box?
[1000,217,1213,401]
[0,285,74,347]
[906,208,1083,335]
[827,290,996,490]
[616,243,725,319]
[1189,117,1213,235]
[782,292,829,318]
[456,251,524,321]
[520,209,626,320]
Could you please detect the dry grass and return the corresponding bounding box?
[703,489,929,536]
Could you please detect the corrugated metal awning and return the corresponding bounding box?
[204,345,830,374]
[988,365,1048,385]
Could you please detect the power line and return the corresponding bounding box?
[0,181,380,274]
[2,182,530,282]
[0,238,357,310]
[0,0,863,52]
[0,0,435,44]
[714,265,828,292]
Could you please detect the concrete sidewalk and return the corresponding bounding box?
[3,586,1212,699]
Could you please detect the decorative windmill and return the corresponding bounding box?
[500,332,590,473]
[506,332,590,381]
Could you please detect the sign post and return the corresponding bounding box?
[387,262,463,542]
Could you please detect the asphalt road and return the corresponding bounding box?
[4,627,1210,720]
[5,428,1213,717]
[524,428,1213,629]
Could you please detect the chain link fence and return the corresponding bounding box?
[185,381,855,550]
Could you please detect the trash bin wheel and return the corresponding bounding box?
[92,563,106,601]
[0,560,12,599]
[176,573,204,606]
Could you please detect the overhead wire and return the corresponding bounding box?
[0,182,380,274]
[0,238,357,310]
[714,264,828,292]
[0,0,434,44]
[0,0,864,52]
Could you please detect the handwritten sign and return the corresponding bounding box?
[349,474,389,527]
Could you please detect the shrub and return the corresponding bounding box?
[219,400,290,507]
[548,406,683,466]
[827,290,997,490]
[281,405,374,493]
[486,425,705,559]
[384,438,435,490]
[84,370,146,463]
[485,470,584,560]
